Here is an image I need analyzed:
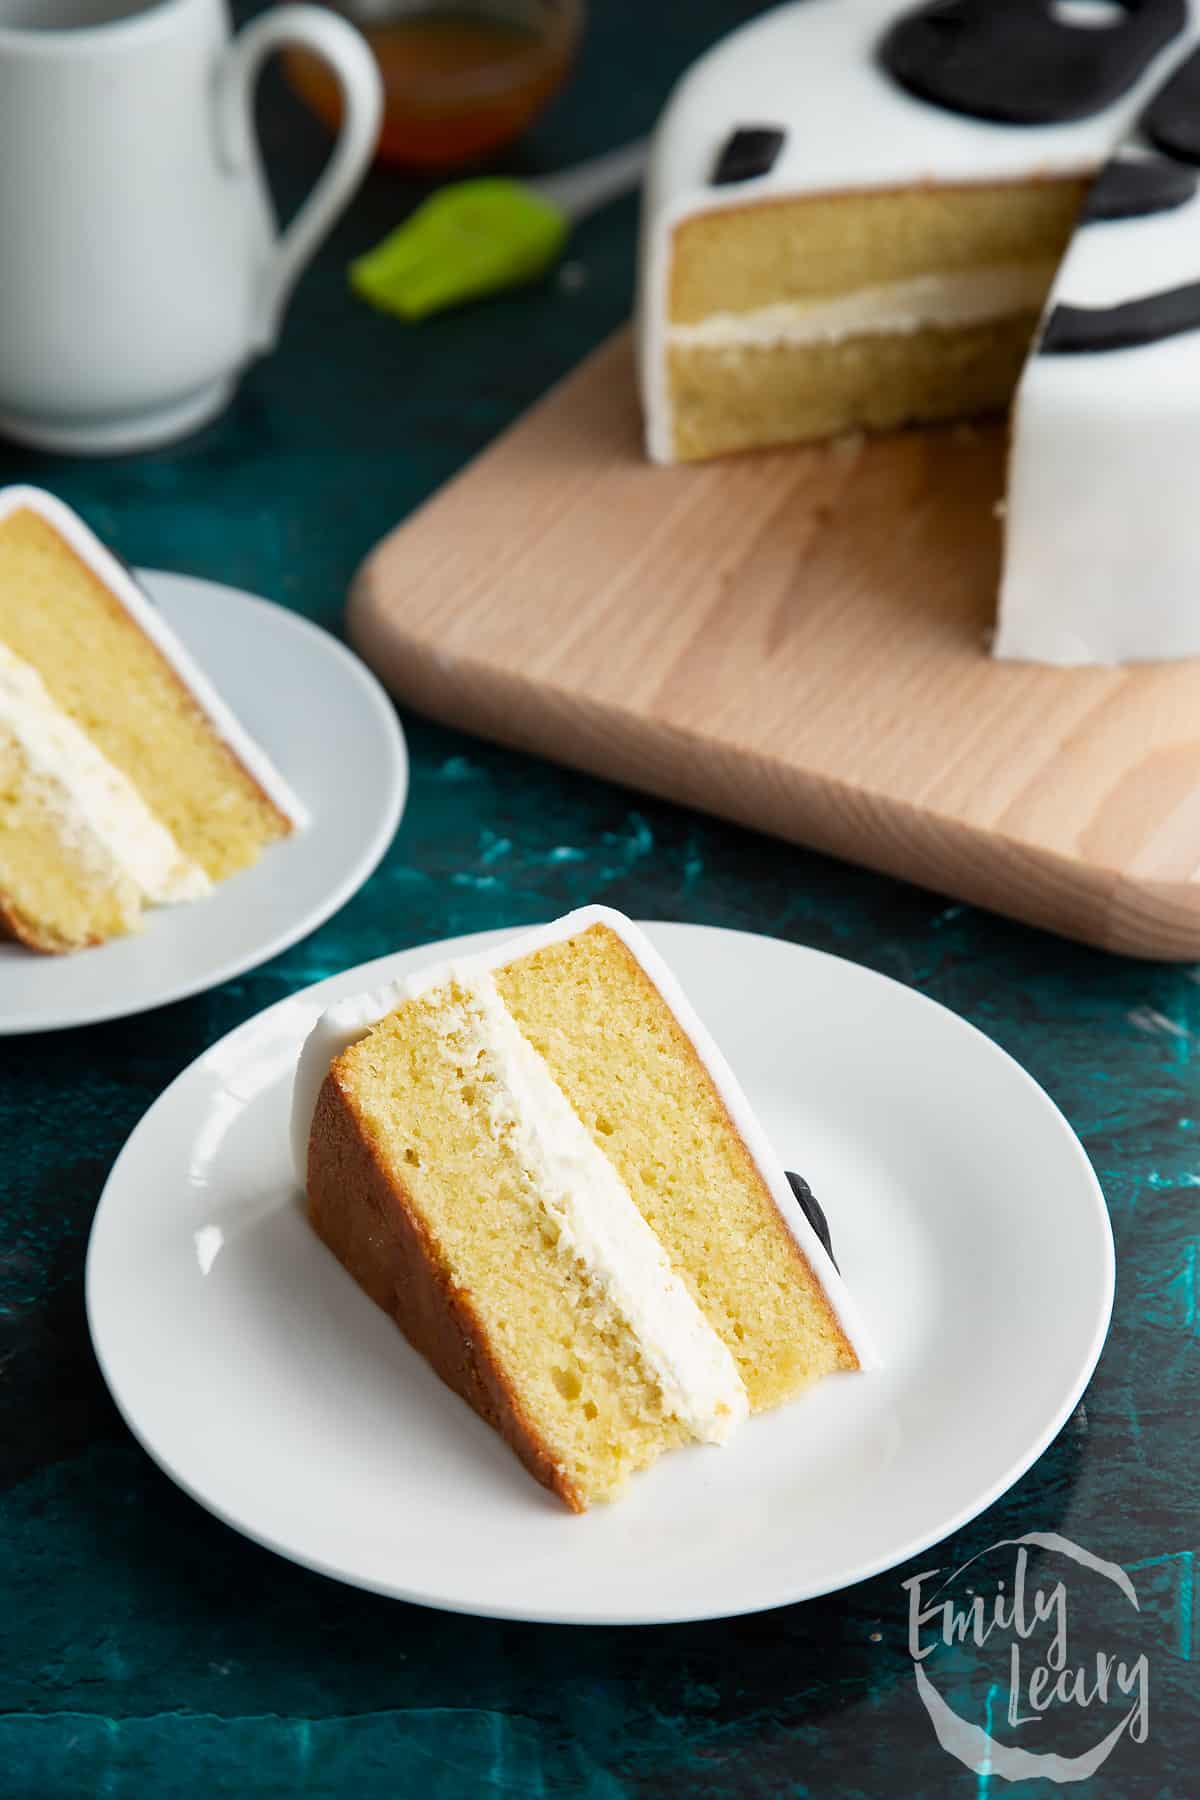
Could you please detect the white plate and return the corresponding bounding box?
[86,923,1114,1625]
[0,570,407,1032]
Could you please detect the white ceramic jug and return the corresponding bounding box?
[0,0,382,453]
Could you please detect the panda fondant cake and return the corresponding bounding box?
[637,0,1200,666]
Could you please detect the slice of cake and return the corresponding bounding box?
[293,906,869,1511]
[0,486,306,951]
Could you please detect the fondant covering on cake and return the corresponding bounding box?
[998,43,1200,663]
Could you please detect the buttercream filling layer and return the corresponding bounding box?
[666,262,1058,350]
[428,966,750,1445]
[0,642,211,905]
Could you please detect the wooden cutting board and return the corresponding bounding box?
[350,330,1200,961]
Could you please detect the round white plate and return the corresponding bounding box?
[87,923,1114,1625]
[0,570,407,1032]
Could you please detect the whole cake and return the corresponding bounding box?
[293,906,869,1511]
[637,0,1200,665]
[0,486,306,951]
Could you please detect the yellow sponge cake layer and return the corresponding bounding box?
[660,182,1084,461]
[312,983,693,1511]
[0,505,293,884]
[0,636,215,951]
[667,182,1084,324]
[300,909,866,1510]
[494,925,856,1410]
[668,312,1039,461]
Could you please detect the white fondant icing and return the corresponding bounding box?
[998,338,1200,665]
[291,905,875,1369]
[998,107,1200,662]
[0,641,210,909]
[0,486,309,825]
[666,263,1059,351]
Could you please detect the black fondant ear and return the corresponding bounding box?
[879,0,1186,126]
[711,125,787,186]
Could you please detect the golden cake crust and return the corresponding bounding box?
[0,897,58,953]
[307,1066,588,1513]
[0,898,98,954]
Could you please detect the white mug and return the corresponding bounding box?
[0,0,382,454]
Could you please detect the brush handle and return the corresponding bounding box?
[531,139,648,224]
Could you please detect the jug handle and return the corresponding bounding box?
[217,5,382,353]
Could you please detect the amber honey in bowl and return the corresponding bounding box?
[284,0,585,171]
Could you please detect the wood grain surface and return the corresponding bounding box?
[350,330,1200,960]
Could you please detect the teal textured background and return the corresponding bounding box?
[1,4,1196,1794]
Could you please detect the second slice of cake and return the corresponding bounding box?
[294,907,869,1511]
[0,486,306,952]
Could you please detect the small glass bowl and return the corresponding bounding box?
[284,0,586,172]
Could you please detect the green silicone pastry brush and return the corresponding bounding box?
[350,138,646,321]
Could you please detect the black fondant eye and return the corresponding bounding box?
[785,1171,838,1269]
[879,0,1188,126]
[1142,44,1200,164]
[711,125,786,186]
